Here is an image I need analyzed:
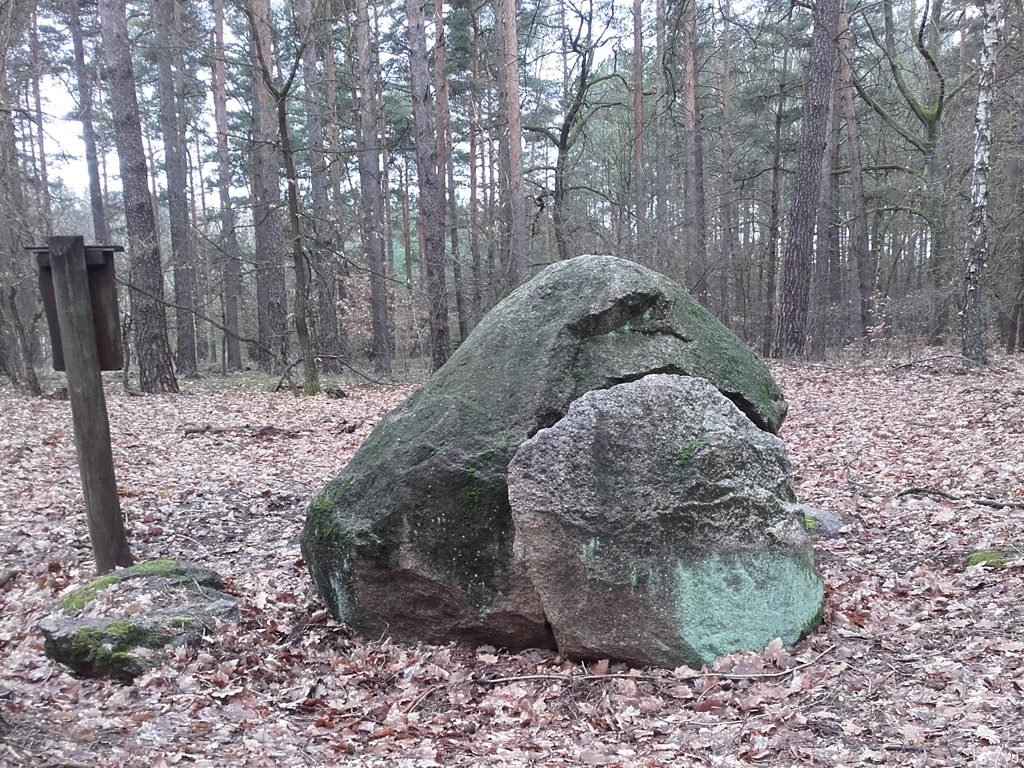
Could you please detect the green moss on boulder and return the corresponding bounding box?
[58,559,222,613]
[59,574,119,612]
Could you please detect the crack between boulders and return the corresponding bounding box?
[526,367,769,440]
[721,391,773,434]
[566,291,662,338]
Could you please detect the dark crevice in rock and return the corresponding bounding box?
[528,366,689,439]
[528,369,771,440]
[567,291,661,338]
[722,391,773,433]
[634,325,694,344]
[541,616,557,649]
[622,374,778,435]
[615,367,777,435]
[604,365,688,387]
[530,409,567,437]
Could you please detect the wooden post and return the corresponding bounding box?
[46,235,133,574]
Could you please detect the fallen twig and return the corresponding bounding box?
[404,682,449,714]
[273,360,303,392]
[895,486,1024,509]
[273,356,394,390]
[711,645,837,680]
[182,424,300,438]
[183,424,245,436]
[889,354,967,371]
[896,486,959,501]
[477,645,836,686]
[314,355,393,388]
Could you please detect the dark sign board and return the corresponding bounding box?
[31,245,125,372]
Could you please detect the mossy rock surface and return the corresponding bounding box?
[38,618,178,682]
[58,559,223,612]
[966,548,1020,569]
[302,256,790,654]
[800,505,847,539]
[40,560,237,681]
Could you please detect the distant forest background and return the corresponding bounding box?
[0,0,1020,395]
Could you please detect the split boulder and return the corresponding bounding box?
[301,255,819,665]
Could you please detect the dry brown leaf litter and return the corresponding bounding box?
[1,359,1022,767]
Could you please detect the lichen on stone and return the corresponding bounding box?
[669,550,824,666]
[674,437,707,468]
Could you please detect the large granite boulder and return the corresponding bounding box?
[507,374,823,668]
[40,560,237,682]
[302,256,794,655]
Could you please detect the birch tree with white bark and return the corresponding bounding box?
[960,0,999,363]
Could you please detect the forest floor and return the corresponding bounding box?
[1,354,1023,767]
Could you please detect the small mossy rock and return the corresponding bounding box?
[38,618,178,682]
[966,548,1020,569]
[507,375,823,669]
[301,255,788,650]
[800,505,847,539]
[40,560,237,681]
[58,559,223,612]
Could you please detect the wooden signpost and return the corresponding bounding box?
[31,235,133,575]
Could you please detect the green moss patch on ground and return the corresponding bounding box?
[966,548,1020,568]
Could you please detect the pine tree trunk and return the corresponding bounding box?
[718,0,740,327]
[760,8,793,357]
[1007,161,1024,353]
[68,0,110,243]
[468,6,483,323]
[811,86,842,359]
[632,0,646,263]
[298,0,343,372]
[247,0,288,371]
[838,6,872,340]
[98,0,178,393]
[495,0,528,287]
[485,90,499,301]
[0,62,40,395]
[211,0,242,371]
[154,0,197,376]
[773,0,840,358]
[29,13,51,235]
[245,4,320,393]
[354,0,393,374]
[407,0,450,370]
[653,0,669,274]
[433,0,468,343]
[448,149,469,344]
[681,0,707,304]
[401,160,418,355]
